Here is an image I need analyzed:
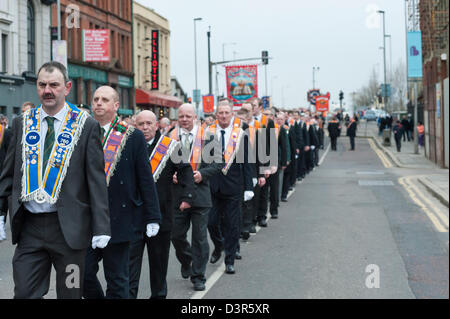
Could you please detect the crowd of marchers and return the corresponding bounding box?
[0,61,360,299]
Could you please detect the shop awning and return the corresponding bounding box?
[135,88,182,108]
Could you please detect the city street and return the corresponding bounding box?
[0,125,447,299]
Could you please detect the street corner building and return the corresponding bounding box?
[0,0,53,117]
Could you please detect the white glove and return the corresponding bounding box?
[244,191,254,202]
[91,235,111,249]
[295,155,299,159]
[252,178,258,188]
[311,145,316,150]
[0,216,6,242]
[146,223,160,238]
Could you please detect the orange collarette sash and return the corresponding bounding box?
[208,117,243,175]
[170,126,204,172]
[149,135,179,182]
[103,119,132,186]
[0,124,4,147]
[248,120,260,148]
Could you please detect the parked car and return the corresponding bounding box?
[364,110,377,121]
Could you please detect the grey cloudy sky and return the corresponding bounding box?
[136,0,407,110]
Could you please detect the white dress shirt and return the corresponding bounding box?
[180,125,198,149]
[217,118,234,150]
[25,105,69,213]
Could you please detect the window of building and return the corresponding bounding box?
[111,30,115,59]
[120,35,125,67]
[137,23,141,48]
[13,107,21,115]
[0,106,6,115]
[27,0,36,73]
[120,87,129,109]
[67,27,72,59]
[1,33,7,73]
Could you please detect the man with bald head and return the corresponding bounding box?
[129,110,195,299]
[83,86,161,299]
[170,103,223,291]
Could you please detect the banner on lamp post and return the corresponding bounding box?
[225,65,258,106]
[407,31,423,79]
[203,95,215,114]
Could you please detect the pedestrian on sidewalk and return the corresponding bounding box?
[417,121,425,147]
[393,120,404,152]
[401,116,410,142]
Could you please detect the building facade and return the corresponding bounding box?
[0,0,53,120]
[51,0,134,115]
[419,0,449,168]
[133,1,181,119]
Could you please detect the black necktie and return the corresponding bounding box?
[43,117,56,176]
[221,130,226,155]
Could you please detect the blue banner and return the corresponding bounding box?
[408,32,423,78]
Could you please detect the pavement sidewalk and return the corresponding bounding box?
[356,120,449,207]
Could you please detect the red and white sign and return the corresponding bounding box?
[315,95,330,112]
[83,30,110,62]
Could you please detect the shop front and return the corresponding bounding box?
[135,88,182,119]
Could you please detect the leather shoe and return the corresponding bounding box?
[210,251,222,264]
[271,214,278,219]
[225,264,235,274]
[242,231,250,240]
[181,264,191,279]
[193,281,205,291]
[281,197,288,202]
[249,225,257,234]
[258,220,268,227]
[235,251,242,260]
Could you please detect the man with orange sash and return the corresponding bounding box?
[129,110,195,298]
[170,103,224,291]
[250,97,277,228]
[208,99,254,275]
[83,86,161,299]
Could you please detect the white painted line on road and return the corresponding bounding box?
[192,145,326,299]
[318,143,331,166]
[399,176,448,233]
[191,214,274,299]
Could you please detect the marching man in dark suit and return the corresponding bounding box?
[83,86,161,299]
[129,110,195,298]
[0,61,111,299]
[208,99,254,275]
[0,121,12,241]
[170,103,224,291]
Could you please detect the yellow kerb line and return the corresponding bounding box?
[398,176,448,233]
[368,139,392,168]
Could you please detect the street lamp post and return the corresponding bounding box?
[193,17,202,114]
[377,10,389,114]
[312,66,320,89]
[222,42,236,61]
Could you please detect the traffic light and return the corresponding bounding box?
[339,91,344,101]
[262,51,269,65]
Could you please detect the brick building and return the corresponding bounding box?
[52,0,134,115]
[419,0,449,168]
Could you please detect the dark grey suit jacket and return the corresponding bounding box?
[0,114,111,250]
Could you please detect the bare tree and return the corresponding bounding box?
[391,60,407,111]
[353,67,380,108]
